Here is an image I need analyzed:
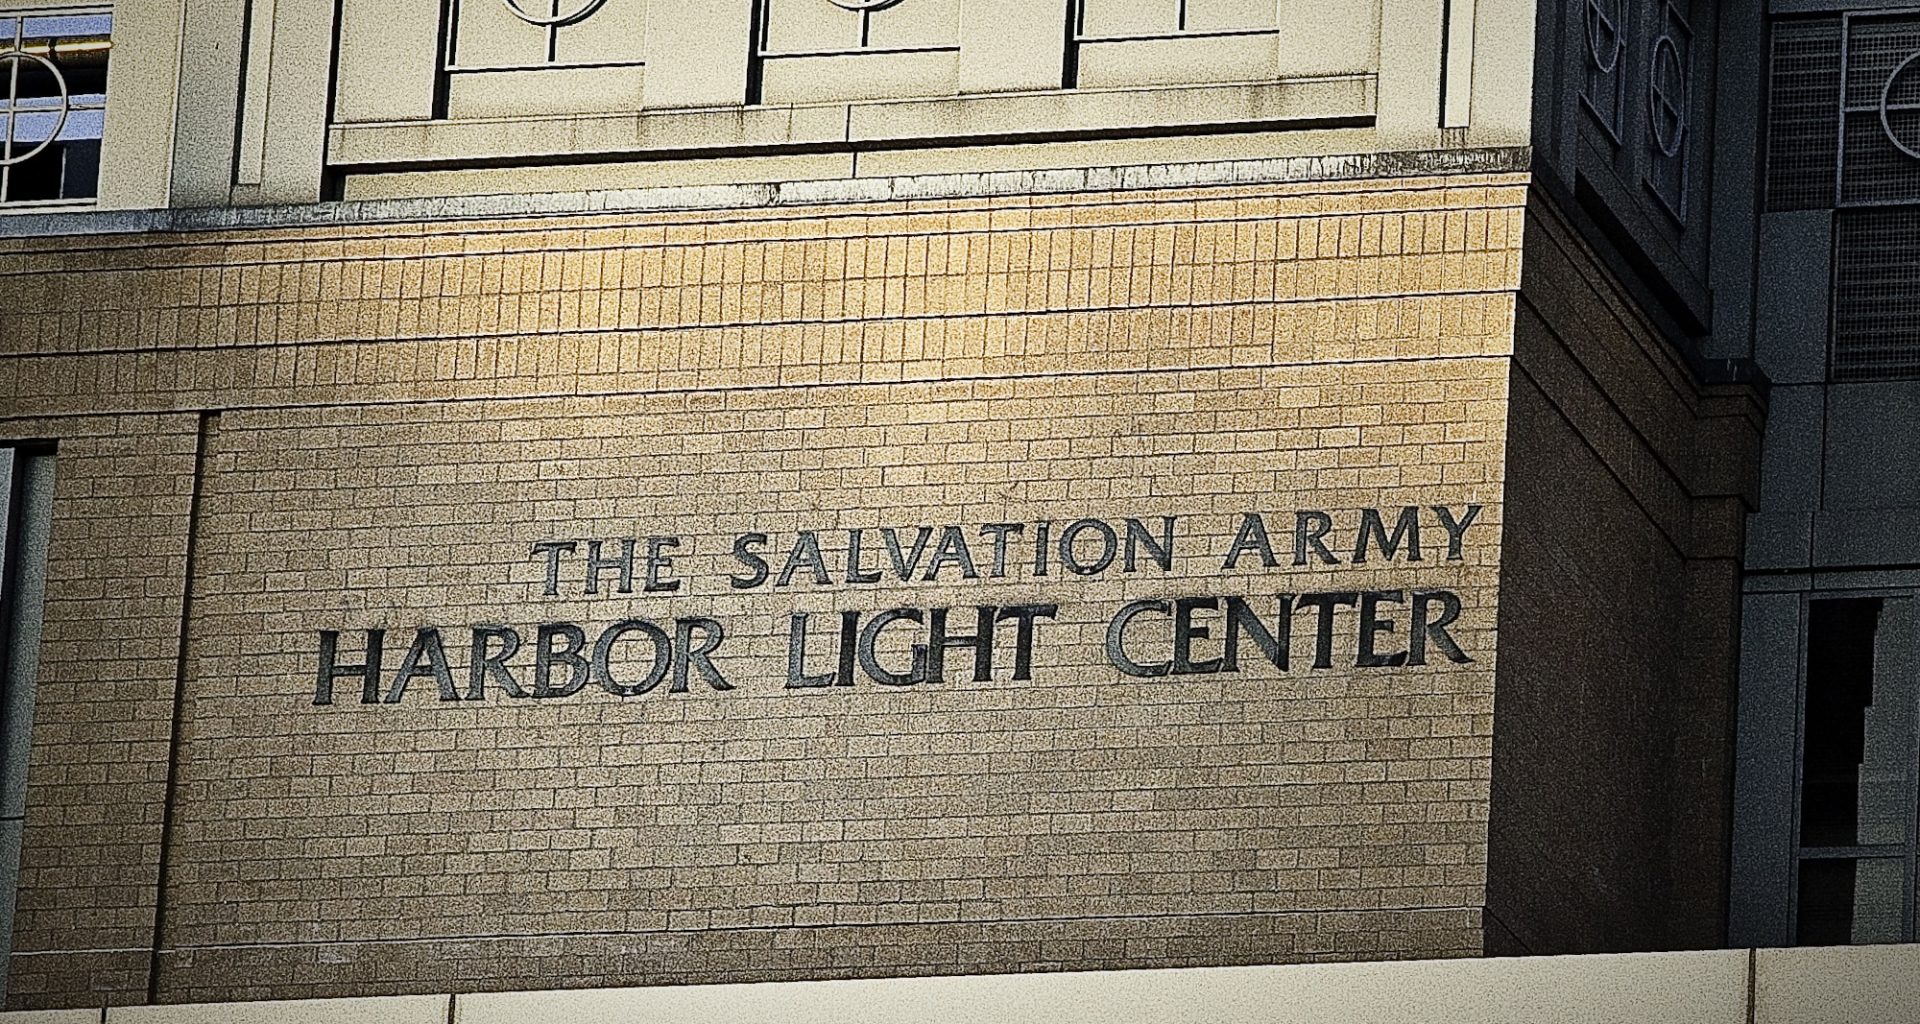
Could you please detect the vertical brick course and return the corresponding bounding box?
[1482,200,1764,956]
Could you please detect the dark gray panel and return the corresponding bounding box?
[1705,0,1767,360]
[1760,385,1827,512]
[1729,592,1804,947]
[1814,508,1920,566]
[1824,383,1920,509]
[1748,511,1816,570]
[1755,212,1833,385]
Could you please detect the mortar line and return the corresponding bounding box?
[0,346,1517,427]
[0,286,1517,363]
[1746,946,1757,1024]
[46,902,1485,957]
[145,410,217,1003]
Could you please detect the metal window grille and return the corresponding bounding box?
[1840,15,1920,205]
[1763,13,1920,210]
[1834,207,1920,381]
[1767,17,1843,211]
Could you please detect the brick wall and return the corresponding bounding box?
[0,173,1531,1007]
[0,414,202,1003]
[1482,197,1763,955]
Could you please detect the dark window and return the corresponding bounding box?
[1801,599,1887,847]
[1793,598,1918,945]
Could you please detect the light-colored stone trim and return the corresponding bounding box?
[0,147,1530,240]
[10,946,1919,1023]
[327,77,1377,169]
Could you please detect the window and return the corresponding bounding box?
[437,0,643,119]
[1075,0,1274,37]
[1644,2,1692,221]
[1581,0,1626,142]
[1065,0,1280,89]
[1793,597,1920,945]
[446,0,641,74]
[1761,12,1920,211]
[750,0,959,105]
[1764,14,1920,381]
[0,9,109,205]
[1839,14,1920,206]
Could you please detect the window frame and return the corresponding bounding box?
[0,3,110,208]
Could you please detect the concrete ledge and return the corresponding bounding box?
[12,946,1917,1023]
[29,946,1920,1024]
[451,952,1749,1024]
[0,146,1528,242]
[0,1011,96,1024]
[5,947,1915,1022]
[0,997,450,1024]
[105,997,449,1024]
[1754,945,1920,1024]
